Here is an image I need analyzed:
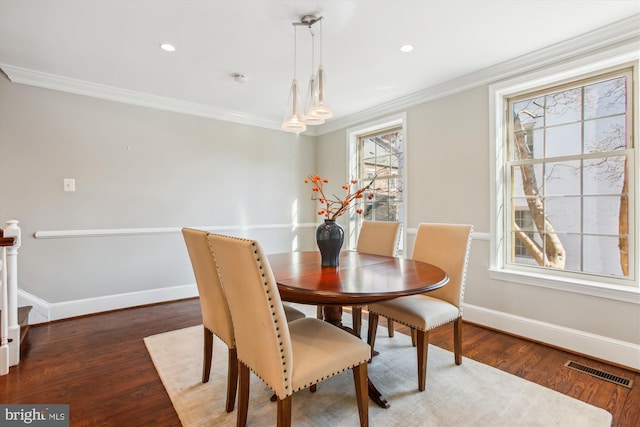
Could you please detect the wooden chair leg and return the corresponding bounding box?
[387,319,395,337]
[202,328,213,383]
[411,328,417,347]
[352,362,369,427]
[237,362,250,427]
[454,317,462,365]
[416,329,429,391]
[276,395,292,427]
[366,312,379,352]
[352,306,362,337]
[226,348,238,412]
[316,305,323,319]
[310,384,317,393]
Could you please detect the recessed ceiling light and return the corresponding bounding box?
[160,43,176,52]
[399,44,414,53]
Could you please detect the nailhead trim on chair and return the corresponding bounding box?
[251,241,292,393]
[458,226,473,317]
[236,360,369,397]
[213,234,370,399]
[373,313,462,332]
[206,326,234,349]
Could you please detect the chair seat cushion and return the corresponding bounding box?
[369,295,459,331]
[287,318,371,392]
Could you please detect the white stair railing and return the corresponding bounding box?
[1,219,21,375]
[1,238,8,375]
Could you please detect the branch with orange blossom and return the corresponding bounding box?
[304,174,376,220]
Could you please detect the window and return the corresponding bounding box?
[347,116,405,252]
[492,59,638,293]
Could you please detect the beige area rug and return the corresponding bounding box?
[144,305,612,427]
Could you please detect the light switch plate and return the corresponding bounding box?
[64,178,76,192]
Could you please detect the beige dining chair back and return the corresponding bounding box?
[350,221,401,336]
[181,228,304,413]
[356,221,401,256]
[367,223,473,391]
[208,233,370,427]
[182,227,237,413]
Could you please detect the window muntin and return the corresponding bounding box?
[506,69,633,281]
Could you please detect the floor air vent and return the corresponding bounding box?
[564,361,633,388]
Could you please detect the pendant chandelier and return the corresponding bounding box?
[282,15,333,133]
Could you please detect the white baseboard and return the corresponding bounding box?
[16,287,639,370]
[18,284,198,324]
[463,303,640,371]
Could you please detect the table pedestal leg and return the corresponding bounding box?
[321,306,349,329]
[321,305,391,409]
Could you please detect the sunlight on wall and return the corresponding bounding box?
[237,205,249,237]
[291,199,299,251]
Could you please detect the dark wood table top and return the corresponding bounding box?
[269,251,449,306]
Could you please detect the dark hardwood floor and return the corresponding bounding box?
[1,298,638,426]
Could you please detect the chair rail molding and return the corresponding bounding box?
[34,223,318,239]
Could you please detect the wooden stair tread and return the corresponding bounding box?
[0,305,32,344]
[19,306,32,343]
[18,306,32,324]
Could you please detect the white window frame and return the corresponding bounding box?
[490,48,640,304]
[347,113,407,252]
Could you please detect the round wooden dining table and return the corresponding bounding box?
[268,250,449,408]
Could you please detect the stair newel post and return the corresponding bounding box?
[1,244,8,375]
[4,220,21,366]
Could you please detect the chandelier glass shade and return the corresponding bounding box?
[282,15,332,133]
[281,25,307,133]
[307,65,333,119]
[303,74,325,125]
[281,78,307,132]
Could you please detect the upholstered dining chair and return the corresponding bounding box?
[350,221,401,336]
[366,223,473,391]
[208,233,370,427]
[181,228,305,413]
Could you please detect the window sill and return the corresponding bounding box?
[488,268,640,304]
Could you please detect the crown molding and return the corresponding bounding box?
[315,14,640,135]
[0,63,283,131]
[1,14,638,136]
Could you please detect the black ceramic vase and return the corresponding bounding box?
[316,219,344,267]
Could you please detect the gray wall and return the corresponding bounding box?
[0,74,317,305]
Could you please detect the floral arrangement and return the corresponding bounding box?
[304,174,375,220]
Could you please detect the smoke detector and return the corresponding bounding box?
[233,73,248,84]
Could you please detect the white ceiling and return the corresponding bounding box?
[1,1,639,132]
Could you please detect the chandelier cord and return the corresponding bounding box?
[292,25,297,79]
[309,28,315,74]
[318,19,323,66]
